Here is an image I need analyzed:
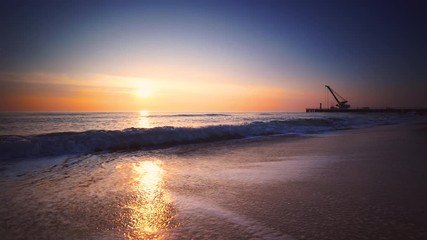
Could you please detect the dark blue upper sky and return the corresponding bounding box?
[1,0,427,108]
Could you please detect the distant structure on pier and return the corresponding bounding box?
[306,85,427,114]
[324,85,350,110]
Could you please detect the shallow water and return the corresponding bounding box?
[0,154,170,239]
[0,137,326,239]
[2,123,427,239]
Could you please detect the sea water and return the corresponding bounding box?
[0,111,418,160]
[0,111,424,239]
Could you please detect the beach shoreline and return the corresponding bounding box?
[1,122,427,239]
[160,121,427,239]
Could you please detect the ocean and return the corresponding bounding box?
[0,111,419,160]
[1,112,426,239]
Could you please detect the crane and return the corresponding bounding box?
[325,85,350,109]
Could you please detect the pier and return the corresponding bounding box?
[306,108,427,114]
[306,85,427,114]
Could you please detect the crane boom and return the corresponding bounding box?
[325,85,350,109]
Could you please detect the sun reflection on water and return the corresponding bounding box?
[138,110,151,129]
[124,160,175,239]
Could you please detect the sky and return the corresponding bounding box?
[1,0,426,112]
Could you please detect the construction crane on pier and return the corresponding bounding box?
[325,85,350,109]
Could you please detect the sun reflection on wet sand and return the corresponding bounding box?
[124,160,175,240]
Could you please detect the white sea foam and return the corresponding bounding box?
[0,112,418,160]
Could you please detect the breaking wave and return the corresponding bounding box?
[0,117,397,160]
[148,113,231,118]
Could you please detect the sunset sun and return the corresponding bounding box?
[135,87,152,98]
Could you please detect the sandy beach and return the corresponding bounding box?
[1,122,427,239]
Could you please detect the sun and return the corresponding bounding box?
[135,88,151,98]
[133,81,153,98]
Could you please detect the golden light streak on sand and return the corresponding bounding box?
[124,161,174,240]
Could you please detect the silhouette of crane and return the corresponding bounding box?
[325,85,350,109]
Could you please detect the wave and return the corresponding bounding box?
[0,117,397,160]
[148,113,231,118]
[257,113,275,116]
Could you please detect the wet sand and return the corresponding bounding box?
[1,122,427,239]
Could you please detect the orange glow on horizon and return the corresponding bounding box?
[0,72,303,112]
